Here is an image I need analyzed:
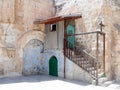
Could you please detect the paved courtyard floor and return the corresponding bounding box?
[0,75,119,90]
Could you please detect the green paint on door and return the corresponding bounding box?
[66,25,75,49]
[49,57,58,76]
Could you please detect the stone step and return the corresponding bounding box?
[88,69,104,77]
[72,56,83,59]
[98,77,108,86]
[78,60,90,63]
[72,59,103,73]
[92,77,108,85]
[88,67,95,70]
[69,55,105,84]
[77,62,91,67]
[72,58,84,61]
[92,75,113,86]
[100,80,114,87]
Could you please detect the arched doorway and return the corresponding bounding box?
[49,56,58,76]
[22,39,43,75]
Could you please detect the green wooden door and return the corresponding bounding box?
[49,57,58,76]
[66,25,75,49]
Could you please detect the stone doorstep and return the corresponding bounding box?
[97,77,114,87]
[107,81,120,89]
[99,77,108,83]
[92,77,108,85]
[100,81,115,87]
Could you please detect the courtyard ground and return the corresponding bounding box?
[0,75,119,90]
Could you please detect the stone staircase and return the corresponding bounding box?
[64,38,107,85]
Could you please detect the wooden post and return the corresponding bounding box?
[103,34,105,74]
[100,21,106,74]
[64,39,66,78]
[96,33,99,85]
[64,20,66,78]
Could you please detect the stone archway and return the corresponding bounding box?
[22,39,44,75]
[17,30,45,75]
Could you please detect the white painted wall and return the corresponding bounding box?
[43,19,93,83]
[23,39,44,75]
[44,24,58,49]
[44,21,64,50]
[43,49,93,83]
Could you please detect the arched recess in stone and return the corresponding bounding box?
[16,30,45,75]
[22,39,44,75]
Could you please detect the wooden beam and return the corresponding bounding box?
[34,16,82,24]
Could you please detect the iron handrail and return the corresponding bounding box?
[66,31,105,36]
[64,31,105,85]
[65,39,98,72]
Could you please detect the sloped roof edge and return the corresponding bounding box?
[34,14,82,24]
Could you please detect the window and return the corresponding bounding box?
[51,24,56,31]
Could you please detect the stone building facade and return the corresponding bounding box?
[0,0,54,77]
[0,0,120,84]
[54,0,120,81]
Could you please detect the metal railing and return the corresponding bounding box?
[64,31,105,84]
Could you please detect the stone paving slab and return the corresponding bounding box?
[107,81,120,89]
[0,75,117,90]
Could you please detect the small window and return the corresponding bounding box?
[51,24,56,31]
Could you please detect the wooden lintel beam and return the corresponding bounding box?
[34,16,82,24]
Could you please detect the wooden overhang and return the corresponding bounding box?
[34,14,82,24]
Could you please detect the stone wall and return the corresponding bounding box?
[0,0,54,77]
[0,0,120,82]
[44,49,93,83]
[54,0,120,80]
[102,0,120,80]
[0,0,15,23]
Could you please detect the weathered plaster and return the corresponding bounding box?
[44,49,92,83]
[0,0,54,77]
[0,0,120,83]
[23,39,44,75]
